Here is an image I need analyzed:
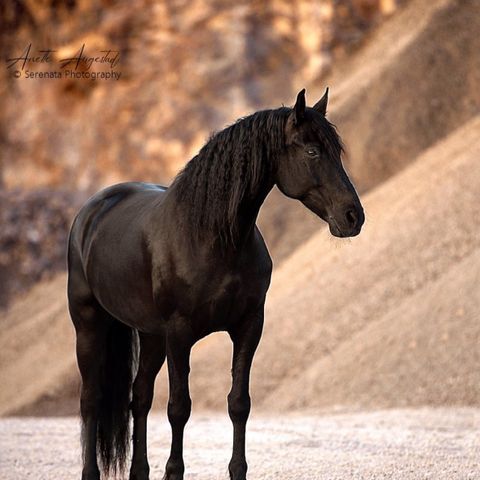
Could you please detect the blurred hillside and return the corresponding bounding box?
[1,0,480,416]
[0,0,402,190]
[0,0,406,306]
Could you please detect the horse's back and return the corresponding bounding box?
[70,182,166,257]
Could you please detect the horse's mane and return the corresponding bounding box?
[171,106,343,244]
[172,108,290,243]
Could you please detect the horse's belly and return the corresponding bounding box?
[89,267,163,332]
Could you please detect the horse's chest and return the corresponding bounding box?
[193,274,248,327]
[206,275,244,315]
[157,270,257,333]
[152,239,271,333]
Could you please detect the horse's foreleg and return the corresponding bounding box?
[164,318,194,480]
[130,331,166,480]
[228,308,264,480]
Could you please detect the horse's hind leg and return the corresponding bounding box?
[70,298,112,480]
[129,331,166,480]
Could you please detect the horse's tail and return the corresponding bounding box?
[97,320,138,476]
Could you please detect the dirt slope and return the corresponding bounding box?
[330,0,480,190]
[259,0,480,262]
[0,275,78,416]
[267,248,480,409]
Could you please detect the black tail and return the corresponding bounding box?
[97,320,138,476]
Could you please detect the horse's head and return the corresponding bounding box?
[276,88,364,237]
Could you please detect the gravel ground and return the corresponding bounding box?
[1,408,479,479]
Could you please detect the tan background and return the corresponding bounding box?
[0,0,479,418]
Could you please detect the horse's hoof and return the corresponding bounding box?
[229,474,247,480]
[130,469,149,480]
[229,460,248,480]
[130,462,150,480]
[163,474,184,480]
[164,458,184,480]
[229,473,247,480]
[81,469,100,480]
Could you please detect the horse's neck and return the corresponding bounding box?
[166,140,278,249]
[234,176,275,245]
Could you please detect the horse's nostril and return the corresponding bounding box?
[345,209,357,227]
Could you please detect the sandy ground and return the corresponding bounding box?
[1,408,479,480]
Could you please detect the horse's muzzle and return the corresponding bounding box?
[328,204,365,238]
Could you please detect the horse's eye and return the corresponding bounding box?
[306,148,318,157]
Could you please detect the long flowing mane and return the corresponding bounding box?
[172,108,290,243]
[171,106,343,244]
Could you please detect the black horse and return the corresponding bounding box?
[68,88,364,480]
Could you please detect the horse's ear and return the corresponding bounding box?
[313,87,329,116]
[293,88,306,125]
